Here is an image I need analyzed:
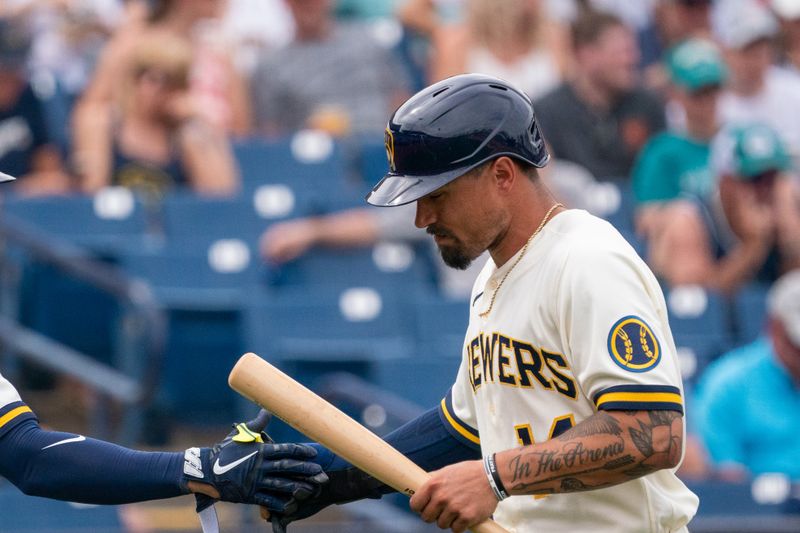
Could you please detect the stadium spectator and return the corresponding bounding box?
[772,0,800,74]
[715,0,800,157]
[534,10,666,181]
[632,39,725,285]
[429,0,570,100]
[647,123,800,292]
[641,0,714,93]
[0,19,69,195]
[7,0,129,101]
[72,33,239,198]
[73,0,251,139]
[693,269,800,481]
[250,0,411,138]
[711,124,800,285]
[219,0,295,76]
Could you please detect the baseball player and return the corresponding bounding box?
[269,74,698,533]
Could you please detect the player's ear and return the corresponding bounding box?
[491,156,516,193]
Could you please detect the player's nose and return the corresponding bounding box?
[414,198,436,229]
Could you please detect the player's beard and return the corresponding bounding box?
[427,226,472,270]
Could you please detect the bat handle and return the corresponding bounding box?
[472,519,511,533]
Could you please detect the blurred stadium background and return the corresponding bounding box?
[2,0,800,532]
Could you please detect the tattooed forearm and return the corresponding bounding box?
[509,440,625,483]
[499,409,683,496]
[556,411,622,440]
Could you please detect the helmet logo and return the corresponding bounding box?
[384,128,396,172]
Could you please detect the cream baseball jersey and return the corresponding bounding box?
[0,370,34,438]
[440,210,699,532]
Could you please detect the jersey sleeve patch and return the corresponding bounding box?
[438,390,480,450]
[0,401,35,438]
[607,315,661,372]
[593,385,683,414]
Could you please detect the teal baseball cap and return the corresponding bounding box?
[667,39,727,91]
[731,124,791,179]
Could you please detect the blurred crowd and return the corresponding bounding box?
[1,0,800,486]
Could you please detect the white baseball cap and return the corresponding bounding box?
[772,0,800,20]
[768,269,800,347]
[714,0,779,49]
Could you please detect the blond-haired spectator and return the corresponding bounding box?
[72,33,238,199]
[72,0,251,139]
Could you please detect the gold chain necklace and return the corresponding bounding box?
[478,203,563,318]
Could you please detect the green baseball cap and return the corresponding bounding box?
[731,124,792,179]
[667,39,727,91]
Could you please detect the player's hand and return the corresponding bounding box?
[410,460,498,533]
[266,445,387,532]
[183,410,328,513]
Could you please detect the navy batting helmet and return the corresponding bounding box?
[366,73,550,207]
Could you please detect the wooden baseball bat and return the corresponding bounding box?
[229,352,509,533]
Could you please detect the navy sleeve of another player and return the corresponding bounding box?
[0,419,186,504]
[310,404,481,487]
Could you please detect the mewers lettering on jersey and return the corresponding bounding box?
[0,371,36,439]
[440,210,698,533]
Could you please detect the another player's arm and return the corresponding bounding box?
[0,413,325,508]
[496,409,683,495]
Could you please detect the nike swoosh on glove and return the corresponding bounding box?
[182,410,329,513]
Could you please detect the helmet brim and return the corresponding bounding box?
[365,166,472,207]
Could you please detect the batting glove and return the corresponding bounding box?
[268,444,388,533]
[182,410,329,513]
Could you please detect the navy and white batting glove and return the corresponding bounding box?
[182,410,328,513]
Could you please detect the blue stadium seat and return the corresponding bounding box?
[664,285,732,380]
[263,242,437,293]
[244,285,414,363]
[232,135,364,210]
[591,181,636,235]
[733,282,770,345]
[159,193,312,247]
[119,240,260,310]
[373,357,460,410]
[686,478,798,518]
[1,192,150,253]
[117,241,262,423]
[413,293,469,360]
[2,194,146,361]
[358,137,389,187]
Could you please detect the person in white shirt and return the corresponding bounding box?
[714,0,800,159]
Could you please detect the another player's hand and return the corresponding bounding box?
[410,460,498,533]
[182,410,328,513]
